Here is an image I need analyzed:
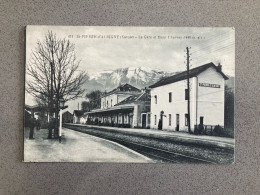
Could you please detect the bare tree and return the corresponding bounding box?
[26,31,88,138]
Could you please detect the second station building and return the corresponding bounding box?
[84,84,151,128]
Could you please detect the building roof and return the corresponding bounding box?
[115,92,151,106]
[84,105,134,115]
[103,83,141,97]
[149,62,229,88]
[63,111,73,116]
[73,110,84,117]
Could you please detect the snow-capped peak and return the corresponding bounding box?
[85,66,173,92]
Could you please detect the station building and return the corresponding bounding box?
[73,110,84,124]
[149,62,229,132]
[84,84,151,128]
[62,111,73,123]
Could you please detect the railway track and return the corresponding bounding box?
[68,127,216,164]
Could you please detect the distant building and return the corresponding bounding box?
[62,111,73,123]
[73,110,84,124]
[149,62,228,132]
[101,83,141,109]
[84,84,151,128]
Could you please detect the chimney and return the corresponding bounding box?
[217,63,222,72]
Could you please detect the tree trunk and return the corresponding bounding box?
[48,106,53,139]
[54,113,59,138]
[54,100,59,138]
[29,127,34,139]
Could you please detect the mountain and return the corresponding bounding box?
[84,67,174,92]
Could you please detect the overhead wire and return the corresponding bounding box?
[187,45,234,67]
[191,45,234,63]
[187,31,233,52]
[190,39,234,55]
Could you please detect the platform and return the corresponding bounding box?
[66,124,235,150]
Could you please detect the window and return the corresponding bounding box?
[111,99,113,107]
[169,92,172,102]
[154,115,157,125]
[107,100,108,108]
[154,95,157,104]
[176,114,179,125]
[169,114,171,126]
[185,114,188,126]
[185,89,189,100]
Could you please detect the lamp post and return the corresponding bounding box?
[59,98,66,143]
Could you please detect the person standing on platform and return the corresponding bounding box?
[29,115,36,139]
[158,119,162,130]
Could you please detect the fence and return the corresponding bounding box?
[194,124,233,138]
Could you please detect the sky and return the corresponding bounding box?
[25,26,235,112]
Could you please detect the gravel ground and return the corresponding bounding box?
[64,125,234,164]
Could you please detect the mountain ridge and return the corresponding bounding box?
[84,67,174,92]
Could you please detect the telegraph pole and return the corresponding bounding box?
[186,47,191,133]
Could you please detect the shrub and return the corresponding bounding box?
[213,125,223,136]
[194,124,204,135]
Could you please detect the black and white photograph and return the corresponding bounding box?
[24,26,235,163]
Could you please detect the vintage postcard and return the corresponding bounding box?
[24,26,234,163]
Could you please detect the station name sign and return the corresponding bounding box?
[199,83,220,88]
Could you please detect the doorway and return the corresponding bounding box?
[129,115,133,128]
[200,116,204,125]
[176,114,179,131]
[122,114,124,126]
[142,114,146,128]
